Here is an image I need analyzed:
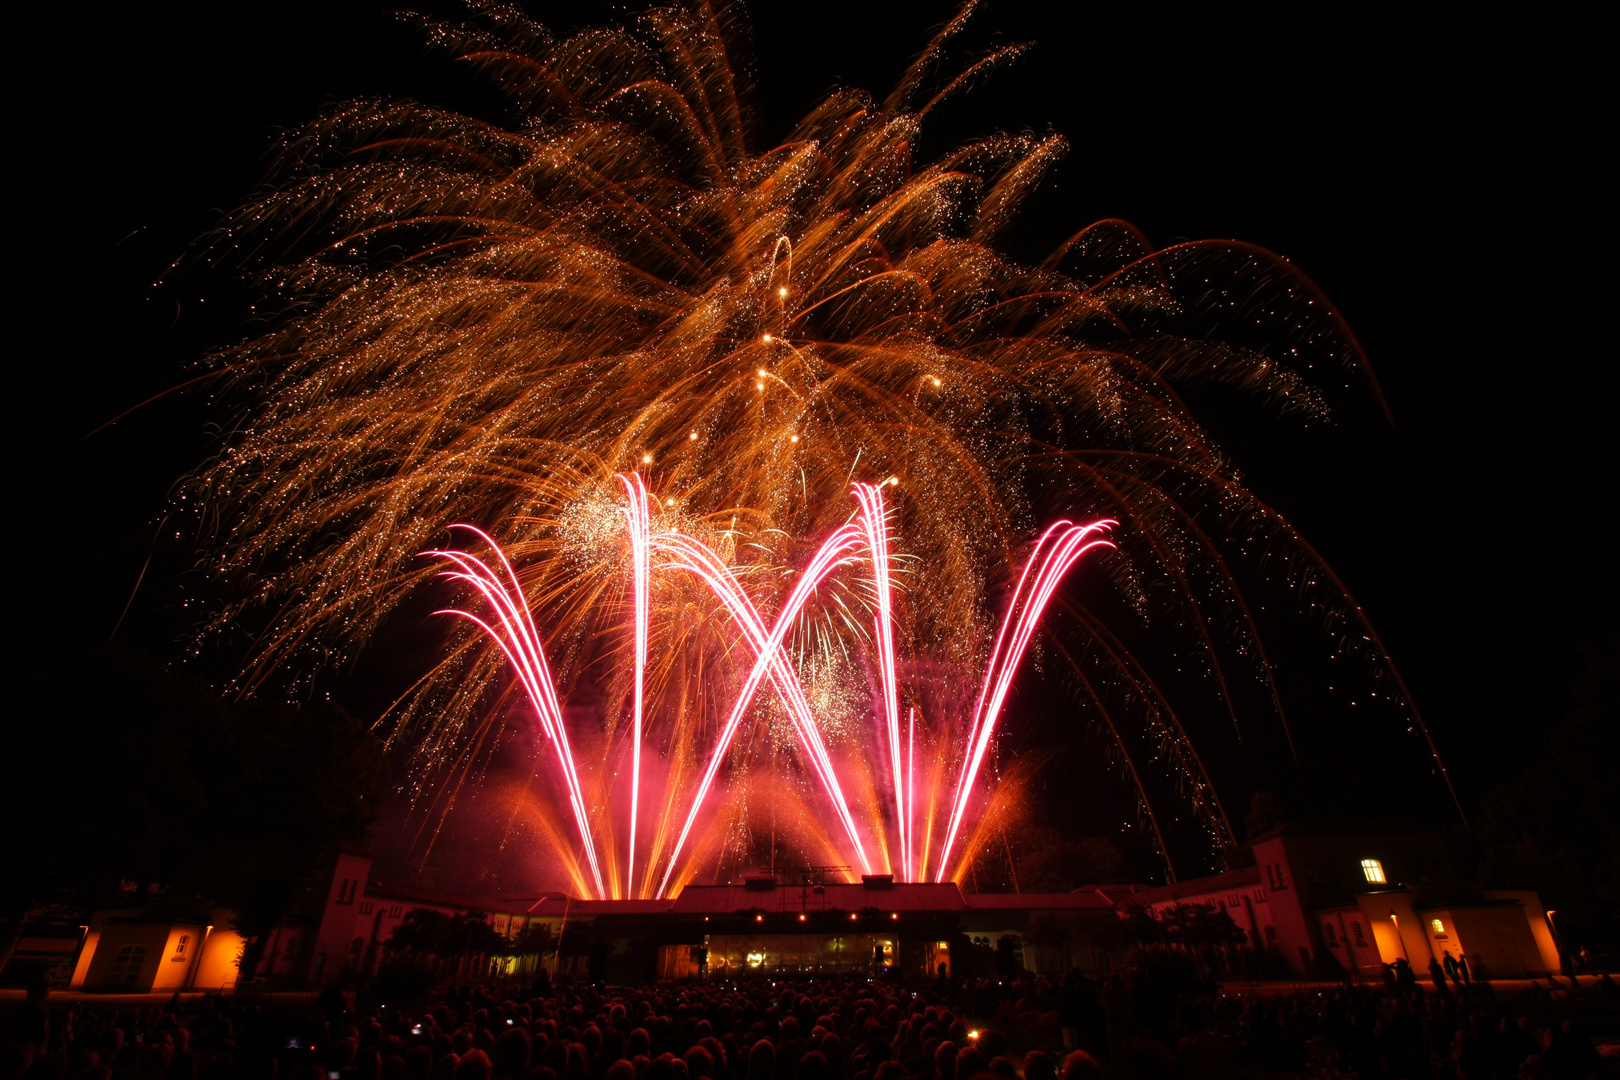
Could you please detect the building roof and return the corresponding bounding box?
[1123,866,1261,908]
[525,897,676,917]
[365,880,1145,920]
[961,891,1122,912]
[669,882,969,915]
[368,880,560,916]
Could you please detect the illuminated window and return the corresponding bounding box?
[1431,918,1447,938]
[1361,859,1386,884]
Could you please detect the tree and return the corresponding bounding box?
[445,912,507,960]
[505,922,554,957]
[385,909,505,969]
[386,909,455,958]
[0,647,383,973]
[1120,905,1164,946]
[1158,904,1248,950]
[1243,791,1285,840]
[1475,636,1619,954]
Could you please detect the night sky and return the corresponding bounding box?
[13,3,1607,871]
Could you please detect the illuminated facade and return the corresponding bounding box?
[66,905,246,993]
[45,825,1561,991]
[289,859,1141,986]
[1131,825,1559,977]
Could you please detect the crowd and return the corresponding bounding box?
[2,965,1615,1080]
[1174,975,1616,1080]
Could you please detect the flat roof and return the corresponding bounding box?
[962,890,1124,911]
[670,882,970,914]
[1126,866,1262,907]
[368,880,555,916]
[364,881,1148,919]
[525,897,676,916]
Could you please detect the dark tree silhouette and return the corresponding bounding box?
[1475,635,1620,956]
[0,648,383,973]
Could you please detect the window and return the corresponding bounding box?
[359,901,374,916]
[1351,922,1367,947]
[1431,918,1447,939]
[1264,925,1278,945]
[108,945,147,986]
[171,934,190,962]
[1324,923,1339,947]
[1361,859,1386,884]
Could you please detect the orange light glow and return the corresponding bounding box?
[190,1,1460,903]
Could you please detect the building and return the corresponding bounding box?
[1129,824,1560,978]
[295,862,1140,986]
[54,825,1560,989]
[67,902,246,992]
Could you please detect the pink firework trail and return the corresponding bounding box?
[423,525,608,898]
[617,473,651,898]
[853,482,907,880]
[934,518,1118,878]
[652,523,874,895]
[428,477,1114,897]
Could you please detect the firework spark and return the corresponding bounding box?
[190,2,1463,884]
[430,478,1112,897]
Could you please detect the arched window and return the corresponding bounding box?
[108,944,147,986]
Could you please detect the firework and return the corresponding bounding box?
[190,2,1462,885]
[431,479,1111,898]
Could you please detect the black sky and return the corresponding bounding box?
[12,2,1609,851]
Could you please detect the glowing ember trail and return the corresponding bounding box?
[423,526,607,898]
[935,519,1118,879]
[651,522,875,895]
[428,478,1114,897]
[192,3,1472,891]
[853,482,906,879]
[618,473,651,898]
[906,706,917,883]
